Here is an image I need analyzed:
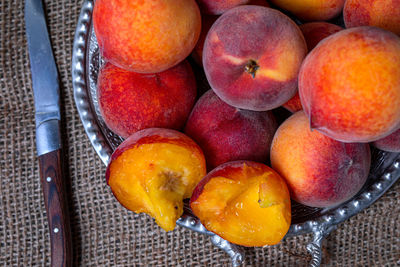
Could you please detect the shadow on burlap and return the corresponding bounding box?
[0,0,399,266]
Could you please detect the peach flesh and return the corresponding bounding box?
[106,128,206,231]
[190,160,291,246]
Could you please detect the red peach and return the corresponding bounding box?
[97,61,196,138]
[184,90,277,169]
[203,6,307,111]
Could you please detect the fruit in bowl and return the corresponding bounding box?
[203,5,307,111]
[93,0,201,73]
[190,161,291,246]
[106,128,206,231]
[299,26,400,143]
[184,90,277,170]
[97,60,196,138]
[270,111,371,208]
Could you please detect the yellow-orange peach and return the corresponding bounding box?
[190,160,291,246]
[93,0,201,73]
[270,112,371,208]
[344,0,400,36]
[106,128,206,231]
[269,0,345,21]
[203,6,307,111]
[299,27,400,142]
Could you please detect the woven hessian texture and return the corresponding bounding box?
[0,0,399,266]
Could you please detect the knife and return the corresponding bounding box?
[25,0,72,266]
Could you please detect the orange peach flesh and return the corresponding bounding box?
[108,143,206,231]
[191,162,291,246]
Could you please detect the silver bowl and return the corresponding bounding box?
[71,1,400,266]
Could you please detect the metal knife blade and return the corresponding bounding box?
[25,0,72,266]
[25,0,61,156]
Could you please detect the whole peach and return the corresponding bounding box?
[184,90,277,169]
[299,27,400,143]
[93,0,201,73]
[97,61,196,138]
[269,0,345,21]
[373,128,400,153]
[344,0,400,36]
[270,111,371,208]
[203,6,307,111]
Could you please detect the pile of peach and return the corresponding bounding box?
[93,0,400,247]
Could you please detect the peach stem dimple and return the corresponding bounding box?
[244,59,259,78]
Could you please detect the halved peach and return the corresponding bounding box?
[190,161,291,247]
[106,128,206,231]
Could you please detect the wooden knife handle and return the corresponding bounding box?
[39,149,72,267]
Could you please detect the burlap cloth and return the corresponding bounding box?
[1,0,399,266]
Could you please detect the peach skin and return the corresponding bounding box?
[344,0,400,36]
[190,160,291,246]
[299,27,400,143]
[184,90,277,170]
[269,0,345,21]
[270,111,371,208]
[196,0,250,15]
[106,128,207,231]
[203,6,307,111]
[93,0,201,73]
[373,128,400,153]
[97,61,196,138]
